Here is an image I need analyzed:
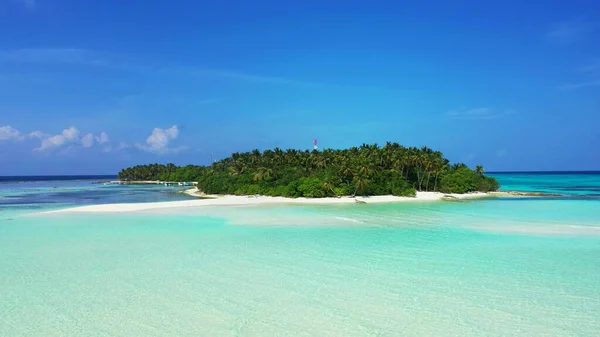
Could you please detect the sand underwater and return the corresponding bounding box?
[0,173,599,336]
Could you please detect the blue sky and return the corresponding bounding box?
[1,0,599,175]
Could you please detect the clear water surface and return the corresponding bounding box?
[0,173,599,336]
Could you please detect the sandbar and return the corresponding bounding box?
[39,190,491,214]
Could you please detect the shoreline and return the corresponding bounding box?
[35,187,560,215]
[39,190,492,214]
[93,180,198,186]
[182,188,560,199]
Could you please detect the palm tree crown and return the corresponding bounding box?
[119,143,499,197]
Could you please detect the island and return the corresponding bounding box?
[118,143,499,198]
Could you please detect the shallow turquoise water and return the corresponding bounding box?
[490,172,600,197]
[0,177,192,215]
[1,173,600,336]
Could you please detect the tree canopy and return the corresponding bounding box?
[118,143,499,198]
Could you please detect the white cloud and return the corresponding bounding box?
[0,125,24,141]
[95,132,109,144]
[2,125,112,153]
[35,126,80,151]
[62,126,79,141]
[81,133,95,148]
[136,125,185,154]
[446,107,514,120]
[28,130,47,139]
[62,126,80,140]
[80,131,110,148]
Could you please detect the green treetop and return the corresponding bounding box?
[118,143,499,197]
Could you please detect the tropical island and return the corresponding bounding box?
[118,143,499,198]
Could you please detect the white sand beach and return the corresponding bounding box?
[41,189,491,214]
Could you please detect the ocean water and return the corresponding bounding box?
[490,171,600,197]
[0,176,192,217]
[1,173,599,336]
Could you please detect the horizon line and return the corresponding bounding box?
[487,170,600,174]
[2,170,600,178]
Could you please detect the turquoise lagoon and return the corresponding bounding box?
[1,173,599,336]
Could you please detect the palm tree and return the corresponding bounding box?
[352,175,369,197]
[273,147,285,166]
[452,163,468,170]
[410,151,425,191]
[117,142,499,197]
[251,149,261,167]
[322,180,339,197]
[252,167,273,181]
[475,165,485,176]
[228,167,240,177]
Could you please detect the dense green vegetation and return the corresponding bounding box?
[118,143,499,197]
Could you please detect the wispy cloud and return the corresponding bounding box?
[28,130,48,139]
[136,125,185,154]
[0,48,404,92]
[558,80,600,90]
[101,141,128,153]
[0,48,321,86]
[0,125,24,141]
[578,60,600,74]
[445,107,514,120]
[546,19,597,45]
[95,132,110,144]
[0,48,107,66]
[557,59,600,90]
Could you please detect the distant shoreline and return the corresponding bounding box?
[91,180,198,186]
